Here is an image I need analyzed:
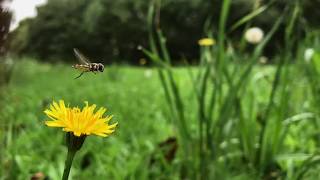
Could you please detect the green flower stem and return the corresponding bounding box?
[62,148,77,180]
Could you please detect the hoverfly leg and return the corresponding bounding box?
[74,72,85,79]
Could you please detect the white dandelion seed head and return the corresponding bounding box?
[259,56,268,64]
[304,48,314,63]
[245,27,264,44]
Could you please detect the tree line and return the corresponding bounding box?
[8,0,319,64]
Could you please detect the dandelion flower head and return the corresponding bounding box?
[44,100,117,137]
[198,38,215,46]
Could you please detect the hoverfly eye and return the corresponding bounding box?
[99,65,104,72]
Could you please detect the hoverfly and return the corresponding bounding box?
[72,48,104,79]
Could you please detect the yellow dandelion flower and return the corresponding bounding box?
[44,100,117,137]
[198,38,215,46]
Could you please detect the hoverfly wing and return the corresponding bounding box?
[73,48,91,64]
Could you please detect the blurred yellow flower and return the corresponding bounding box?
[139,58,147,65]
[44,100,117,137]
[198,38,215,46]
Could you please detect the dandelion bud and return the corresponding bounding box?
[65,132,86,151]
[245,27,264,44]
[31,172,46,180]
[139,58,147,65]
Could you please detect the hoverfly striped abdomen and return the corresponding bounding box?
[89,63,104,72]
[89,63,97,71]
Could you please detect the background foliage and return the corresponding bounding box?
[8,0,318,64]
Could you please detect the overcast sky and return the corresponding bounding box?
[9,0,47,30]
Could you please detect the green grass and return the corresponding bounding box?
[1,58,320,179]
[1,59,180,179]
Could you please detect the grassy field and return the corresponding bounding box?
[1,59,179,179]
[1,58,320,179]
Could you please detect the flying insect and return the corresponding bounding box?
[72,48,104,79]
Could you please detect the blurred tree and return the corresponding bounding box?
[159,0,211,60]
[27,0,88,61]
[0,0,11,56]
[7,0,319,64]
[8,18,30,55]
[10,0,149,64]
[303,0,320,29]
[0,0,13,86]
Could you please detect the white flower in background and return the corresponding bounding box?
[144,69,152,78]
[245,27,264,44]
[304,48,314,63]
[259,56,268,64]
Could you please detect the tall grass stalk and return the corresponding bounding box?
[141,0,320,178]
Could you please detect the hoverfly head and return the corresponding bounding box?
[98,63,104,72]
